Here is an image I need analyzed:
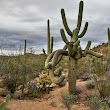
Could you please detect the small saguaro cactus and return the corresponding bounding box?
[24,39,26,54]
[45,1,102,94]
[107,28,110,80]
[43,19,54,55]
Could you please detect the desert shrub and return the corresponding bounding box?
[86,79,96,89]
[0,89,11,97]
[3,76,17,94]
[49,101,57,107]
[96,80,110,99]
[27,81,39,97]
[75,87,82,94]
[78,58,92,80]
[0,54,46,96]
[87,94,109,110]
[90,57,106,77]
[61,92,76,110]
[80,72,90,81]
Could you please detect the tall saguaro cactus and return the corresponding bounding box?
[45,1,102,94]
[24,39,26,54]
[107,28,110,80]
[43,19,54,55]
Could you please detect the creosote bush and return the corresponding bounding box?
[87,94,109,110]
[86,79,96,89]
[96,80,110,99]
[0,54,46,97]
[27,81,39,97]
[61,92,76,110]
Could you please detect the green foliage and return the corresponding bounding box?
[0,94,11,110]
[0,54,46,95]
[27,81,39,97]
[90,57,106,77]
[3,77,16,94]
[86,79,96,89]
[81,72,90,81]
[0,89,10,97]
[96,80,110,99]
[87,94,109,110]
[61,92,76,110]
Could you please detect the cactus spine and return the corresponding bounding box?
[43,19,54,55]
[45,1,102,94]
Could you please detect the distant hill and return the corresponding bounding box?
[92,43,108,58]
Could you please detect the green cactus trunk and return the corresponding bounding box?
[49,68,65,85]
[24,39,26,54]
[48,69,54,83]
[108,28,110,58]
[43,19,54,55]
[47,19,51,55]
[68,57,77,94]
[107,28,110,80]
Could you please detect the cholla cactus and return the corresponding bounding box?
[45,1,102,94]
[35,71,52,90]
[43,19,54,55]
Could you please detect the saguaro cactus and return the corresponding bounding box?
[45,1,102,94]
[24,39,26,54]
[107,28,110,80]
[43,19,54,55]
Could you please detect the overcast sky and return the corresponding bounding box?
[0,0,110,54]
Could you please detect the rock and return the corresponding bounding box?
[49,101,57,107]
[49,83,57,88]
[13,90,23,99]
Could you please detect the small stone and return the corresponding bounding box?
[49,101,57,107]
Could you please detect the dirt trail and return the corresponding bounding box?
[1,79,92,110]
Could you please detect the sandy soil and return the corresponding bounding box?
[0,79,95,110]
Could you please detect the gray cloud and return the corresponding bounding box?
[0,0,109,54]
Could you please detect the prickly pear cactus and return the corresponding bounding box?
[0,94,11,110]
